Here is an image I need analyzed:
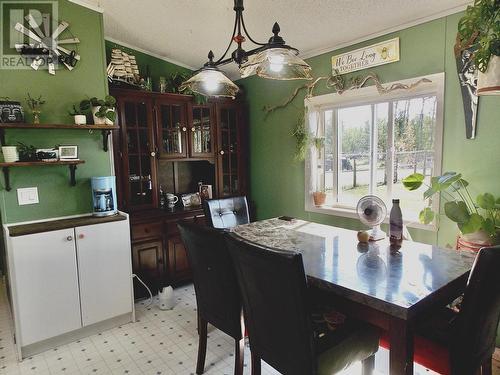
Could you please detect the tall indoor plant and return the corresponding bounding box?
[403,171,500,250]
[458,0,500,95]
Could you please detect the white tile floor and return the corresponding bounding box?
[0,280,438,375]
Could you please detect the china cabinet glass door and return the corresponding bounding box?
[217,104,242,197]
[156,100,187,159]
[120,98,157,209]
[190,105,213,158]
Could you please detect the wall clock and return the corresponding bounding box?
[14,13,80,75]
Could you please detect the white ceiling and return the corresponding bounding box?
[97,0,470,78]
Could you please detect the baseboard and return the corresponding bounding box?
[21,313,133,359]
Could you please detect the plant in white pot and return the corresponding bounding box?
[69,99,91,125]
[458,0,500,95]
[90,95,117,125]
[403,171,500,251]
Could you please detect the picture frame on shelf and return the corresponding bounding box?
[199,184,213,200]
[58,145,78,159]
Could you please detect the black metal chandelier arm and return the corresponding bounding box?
[214,9,240,64]
[240,13,267,46]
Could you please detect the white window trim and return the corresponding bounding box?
[304,73,445,231]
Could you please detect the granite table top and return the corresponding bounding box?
[232,218,477,319]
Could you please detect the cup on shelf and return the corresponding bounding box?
[2,146,19,162]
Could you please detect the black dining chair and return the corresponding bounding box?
[203,196,250,229]
[415,245,500,375]
[178,222,245,375]
[225,233,380,375]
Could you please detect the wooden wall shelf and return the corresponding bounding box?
[0,123,119,152]
[0,160,85,191]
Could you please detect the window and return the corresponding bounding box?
[305,73,444,227]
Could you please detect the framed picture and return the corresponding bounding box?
[199,184,213,200]
[58,145,78,159]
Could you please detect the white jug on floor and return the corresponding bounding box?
[158,286,175,310]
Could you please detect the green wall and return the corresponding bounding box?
[0,0,109,223]
[104,40,192,92]
[239,13,500,249]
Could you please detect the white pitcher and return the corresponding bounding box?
[158,286,175,310]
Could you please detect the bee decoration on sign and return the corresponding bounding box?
[14,13,80,75]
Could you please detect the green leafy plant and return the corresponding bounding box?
[25,93,45,111]
[291,111,309,161]
[402,171,500,239]
[458,0,500,72]
[17,142,37,161]
[90,95,117,122]
[68,99,91,116]
[172,72,207,104]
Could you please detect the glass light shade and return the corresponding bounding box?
[240,47,312,80]
[180,68,239,98]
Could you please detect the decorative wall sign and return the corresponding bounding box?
[454,34,479,139]
[331,37,400,75]
[14,14,80,75]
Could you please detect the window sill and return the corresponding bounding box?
[305,204,437,232]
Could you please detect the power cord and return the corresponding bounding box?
[132,274,153,308]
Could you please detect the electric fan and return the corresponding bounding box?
[356,195,387,241]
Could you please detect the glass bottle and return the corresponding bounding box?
[389,199,403,247]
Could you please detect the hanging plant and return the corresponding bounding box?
[291,110,309,161]
[457,0,500,72]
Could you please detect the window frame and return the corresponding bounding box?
[304,73,445,231]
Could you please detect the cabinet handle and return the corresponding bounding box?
[78,234,85,239]
[150,151,156,157]
[191,127,195,132]
[219,150,225,155]
[182,126,187,132]
[66,236,73,241]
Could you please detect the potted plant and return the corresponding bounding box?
[90,95,117,125]
[17,142,38,161]
[69,99,91,125]
[402,171,500,251]
[458,0,500,95]
[312,189,327,207]
[25,93,45,124]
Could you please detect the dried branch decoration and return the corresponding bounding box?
[263,70,432,117]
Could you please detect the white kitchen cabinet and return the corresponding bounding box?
[9,228,82,346]
[75,220,133,326]
[4,213,134,359]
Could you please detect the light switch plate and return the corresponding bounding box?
[17,187,39,205]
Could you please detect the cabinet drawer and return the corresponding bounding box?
[131,221,163,240]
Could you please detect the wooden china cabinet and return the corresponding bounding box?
[111,88,247,299]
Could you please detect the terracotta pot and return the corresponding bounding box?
[456,230,492,252]
[312,191,326,207]
[477,55,500,96]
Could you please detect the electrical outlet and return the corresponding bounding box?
[17,187,39,205]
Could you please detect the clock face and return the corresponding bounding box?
[14,13,80,75]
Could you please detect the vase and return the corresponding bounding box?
[74,115,87,125]
[92,106,115,125]
[32,110,41,124]
[477,55,500,96]
[312,191,326,207]
[1,146,19,162]
[456,230,492,252]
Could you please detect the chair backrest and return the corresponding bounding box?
[226,233,316,375]
[178,222,242,340]
[203,196,250,229]
[450,246,500,375]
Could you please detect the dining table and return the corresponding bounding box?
[231,218,477,375]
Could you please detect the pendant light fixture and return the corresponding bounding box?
[180,0,312,98]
